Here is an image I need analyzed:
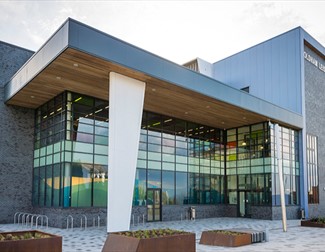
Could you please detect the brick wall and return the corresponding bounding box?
[0,41,34,223]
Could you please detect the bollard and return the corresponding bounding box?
[265,228,269,242]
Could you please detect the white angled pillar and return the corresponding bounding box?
[107,72,145,233]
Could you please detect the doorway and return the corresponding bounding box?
[147,189,161,222]
[238,191,251,217]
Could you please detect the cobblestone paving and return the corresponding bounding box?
[1,218,325,251]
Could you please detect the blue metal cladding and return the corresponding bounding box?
[213,28,302,115]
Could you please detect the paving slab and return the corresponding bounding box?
[1,217,325,251]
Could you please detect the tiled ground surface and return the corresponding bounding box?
[1,218,325,251]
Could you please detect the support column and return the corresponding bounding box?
[107,72,145,233]
[274,123,287,232]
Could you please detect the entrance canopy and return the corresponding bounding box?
[5,18,303,130]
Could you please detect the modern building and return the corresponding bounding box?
[0,18,324,232]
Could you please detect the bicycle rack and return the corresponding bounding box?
[35,215,43,229]
[80,215,87,230]
[30,214,39,228]
[14,212,21,224]
[35,215,48,229]
[13,212,48,229]
[67,215,73,230]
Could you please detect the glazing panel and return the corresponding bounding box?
[34,149,40,158]
[188,165,199,173]
[137,159,147,169]
[46,155,53,165]
[32,168,40,205]
[162,171,175,205]
[138,150,147,159]
[162,162,175,171]
[251,166,264,174]
[95,144,108,155]
[133,169,146,206]
[40,157,46,166]
[53,142,61,153]
[176,163,187,172]
[73,153,93,163]
[64,152,72,162]
[148,152,161,161]
[40,147,46,157]
[53,164,60,207]
[176,172,187,205]
[176,155,187,163]
[34,159,40,167]
[162,153,174,162]
[73,142,93,153]
[95,126,108,136]
[70,163,92,207]
[65,140,72,151]
[147,157,162,168]
[201,166,210,174]
[46,145,53,155]
[148,144,161,153]
[147,169,161,188]
[39,167,45,207]
[93,165,108,207]
[94,155,108,165]
[95,135,108,145]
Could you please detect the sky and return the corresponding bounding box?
[0,1,324,64]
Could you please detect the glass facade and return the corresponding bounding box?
[307,134,319,204]
[32,91,300,211]
[33,92,108,207]
[226,123,272,207]
[270,125,300,206]
[226,123,300,210]
[133,112,225,206]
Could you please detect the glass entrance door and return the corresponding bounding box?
[238,191,251,217]
[147,189,161,222]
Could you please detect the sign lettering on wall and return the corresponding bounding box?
[304,51,325,73]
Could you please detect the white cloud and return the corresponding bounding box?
[0,1,324,63]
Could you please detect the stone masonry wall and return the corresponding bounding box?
[304,44,325,217]
[0,41,34,223]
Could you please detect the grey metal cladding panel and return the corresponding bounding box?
[213,28,302,115]
[68,20,302,128]
[4,21,69,101]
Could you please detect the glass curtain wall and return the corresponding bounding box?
[33,91,300,209]
[133,112,225,206]
[270,125,300,205]
[225,122,300,208]
[33,92,109,207]
[226,123,272,206]
[33,91,225,208]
